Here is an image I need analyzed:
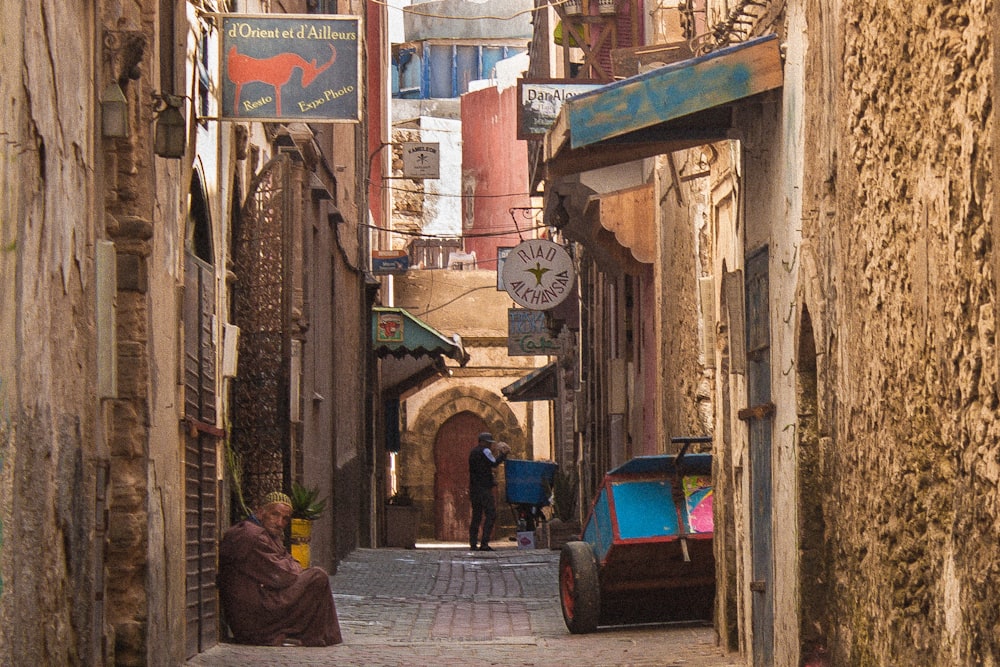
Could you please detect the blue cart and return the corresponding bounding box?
[504,459,558,532]
[559,445,715,633]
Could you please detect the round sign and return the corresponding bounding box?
[502,239,575,310]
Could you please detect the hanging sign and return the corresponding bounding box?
[401,142,440,179]
[517,79,602,139]
[220,14,361,123]
[372,250,410,275]
[507,309,558,356]
[502,239,575,310]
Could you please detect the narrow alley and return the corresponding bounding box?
[185,545,740,667]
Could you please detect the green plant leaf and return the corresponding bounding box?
[291,482,328,520]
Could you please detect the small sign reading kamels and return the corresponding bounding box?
[401,142,440,179]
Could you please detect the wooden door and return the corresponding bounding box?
[434,412,488,541]
[745,246,774,666]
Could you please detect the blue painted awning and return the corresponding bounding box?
[544,34,783,177]
[373,306,469,365]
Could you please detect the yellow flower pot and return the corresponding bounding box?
[290,518,313,568]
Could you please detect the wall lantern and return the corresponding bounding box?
[101,82,129,138]
[154,94,186,159]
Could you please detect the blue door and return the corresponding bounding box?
[744,246,774,665]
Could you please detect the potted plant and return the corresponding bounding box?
[385,486,420,548]
[542,470,581,550]
[289,482,327,567]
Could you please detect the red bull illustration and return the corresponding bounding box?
[227,44,337,117]
[221,15,360,122]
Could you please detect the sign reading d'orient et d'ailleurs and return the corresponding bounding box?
[220,14,361,123]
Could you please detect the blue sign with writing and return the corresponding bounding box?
[373,251,410,275]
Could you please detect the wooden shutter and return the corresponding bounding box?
[184,253,220,657]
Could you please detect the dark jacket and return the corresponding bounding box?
[469,443,505,491]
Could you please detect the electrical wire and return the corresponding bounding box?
[368,179,536,199]
[414,285,498,317]
[362,222,547,239]
[369,0,577,22]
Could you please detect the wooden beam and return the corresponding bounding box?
[544,133,724,179]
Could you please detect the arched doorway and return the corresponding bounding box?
[796,305,829,662]
[434,411,489,540]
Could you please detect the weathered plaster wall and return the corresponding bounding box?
[659,153,716,443]
[687,139,748,654]
[461,84,530,265]
[330,239,370,559]
[0,1,104,664]
[798,0,999,663]
[391,114,463,241]
[403,0,533,41]
[759,4,809,664]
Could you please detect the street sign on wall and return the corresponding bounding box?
[372,250,410,275]
[220,14,361,123]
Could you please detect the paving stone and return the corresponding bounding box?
[185,544,741,666]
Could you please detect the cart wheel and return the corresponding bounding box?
[559,541,600,634]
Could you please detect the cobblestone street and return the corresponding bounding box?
[185,544,742,667]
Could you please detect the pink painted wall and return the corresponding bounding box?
[460,85,531,272]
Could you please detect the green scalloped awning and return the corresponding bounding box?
[372,306,469,365]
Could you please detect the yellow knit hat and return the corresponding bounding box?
[263,491,292,507]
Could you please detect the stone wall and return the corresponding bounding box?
[0,1,105,664]
[800,0,999,662]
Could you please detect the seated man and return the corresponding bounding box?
[218,491,343,646]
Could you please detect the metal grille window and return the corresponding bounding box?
[230,155,292,508]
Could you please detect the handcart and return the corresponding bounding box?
[559,438,715,633]
[504,459,558,534]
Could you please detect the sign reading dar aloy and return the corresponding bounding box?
[220,14,361,123]
[502,239,575,310]
[517,79,602,139]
